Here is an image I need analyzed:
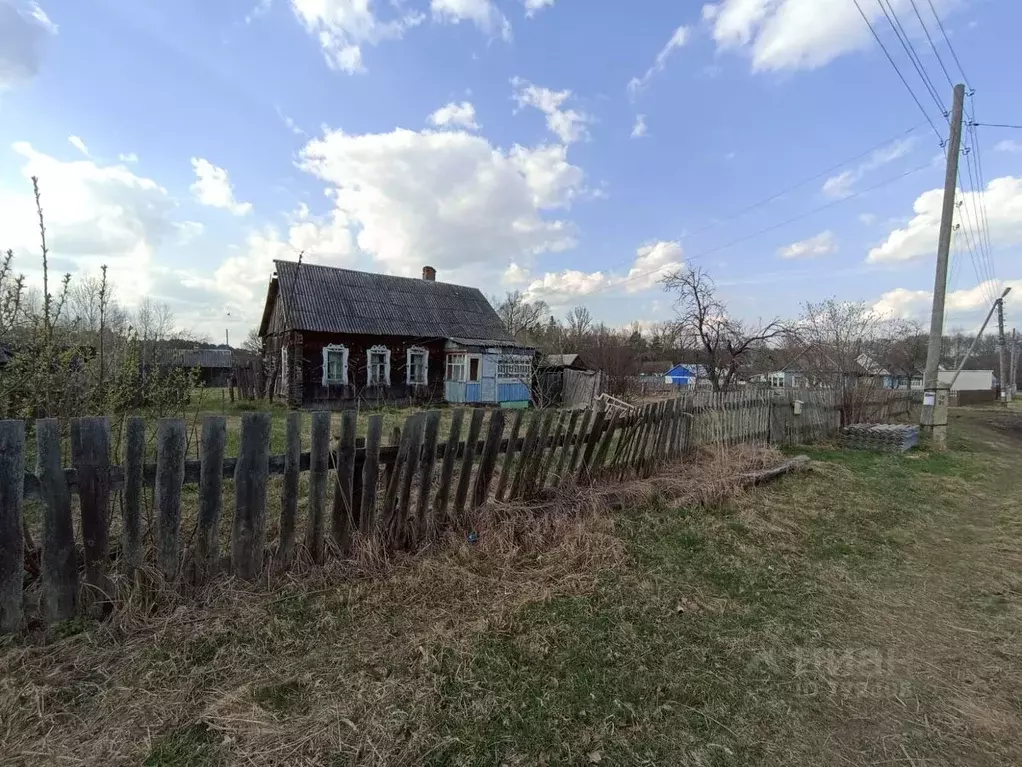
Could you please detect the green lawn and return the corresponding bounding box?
[4,407,1021,765]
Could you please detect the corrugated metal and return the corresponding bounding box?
[168,349,233,369]
[274,260,517,345]
[465,383,483,403]
[498,382,531,404]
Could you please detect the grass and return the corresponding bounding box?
[3,408,1022,765]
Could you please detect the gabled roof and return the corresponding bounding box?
[541,353,588,369]
[259,260,515,345]
[167,349,234,369]
[667,363,707,378]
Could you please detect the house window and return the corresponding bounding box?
[498,356,532,382]
[446,353,467,382]
[769,373,785,389]
[407,346,428,386]
[322,344,348,385]
[367,345,391,386]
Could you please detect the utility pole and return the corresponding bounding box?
[921,83,966,450]
[1011,329,1018,400]
[997,297,1007,404]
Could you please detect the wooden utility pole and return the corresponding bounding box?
[1011,329,1018,400]
[921,83,966,450]
[997,298,1007,404]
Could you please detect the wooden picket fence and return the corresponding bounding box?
[0,390,862,634]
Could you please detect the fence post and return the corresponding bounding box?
[453,408,485,519]
[473,408,505,508]
[195,415,227,582]
[415,410,442,540]
[495,409,524,500]
[361,415,384,538]
[122,417,144,573]
[305,411,330,563]
[577,409,606,483]
[155,418,187,580]
[509,410,543,499]
[71,417,113,611]
[231,411,271,580]
[396,412,425,545]
[331,409,357,552]
[276,412,301,567]
[36,419,76,622]
[0,420,25,633]
[566,410,593,483]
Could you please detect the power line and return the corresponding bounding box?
[876,0,947,116]
[926,0,971,86]
[908,0,955,89]
[852,0,944,141]
[973,122,1022,130]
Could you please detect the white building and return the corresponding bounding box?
[937,369,994,392]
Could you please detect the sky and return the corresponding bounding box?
[2,0,1022,342]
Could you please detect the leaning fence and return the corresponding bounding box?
[0,389,911,633]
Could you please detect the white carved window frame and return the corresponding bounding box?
[406,346,429,386]
[322,343,349,385]
[367,344,391,386]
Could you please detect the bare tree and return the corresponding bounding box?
[565,305,592,348]
[661,266,786,392]
[242,327,263,355]
[494,291,549,343]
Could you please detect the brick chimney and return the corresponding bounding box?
[422,265,436,281]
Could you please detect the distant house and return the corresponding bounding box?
[541,353,590,371]
[167,348,234,387]
[664,363,706,388]
[258,260,534,408]
[536,352,601,408]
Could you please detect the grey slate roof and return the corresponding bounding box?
[168,349,234,369]
[265,260,517,344]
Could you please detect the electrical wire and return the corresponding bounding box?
[973,123,1022,130]
[908,0,955,89]
[852,0,944,141]
[926,0,971,86]
[875,0,947,116]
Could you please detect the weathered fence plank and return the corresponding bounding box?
[538,410,567,487]
[415,410,442,539]
[71,417,112,609]
[331,409,357,551]
[155,418,187,580]
[454,408,485,517]
[122,417,144,573]
[305,411,330,563]
[554,410,581,486]
[231,412,271,580]
[495,409,524,501]
[0,421,25,633]
[435,410,463,520]
[37,419,76,622]
[361,415,384,537]
[473,408,505,508]
[195,415,227,581]
[383,426,401,494]
[567,410,593,479]
[276,412,301,567]
[396,413,425,544]
[509,410,542,500]
[577,409,606,482]
[591,408,621,476]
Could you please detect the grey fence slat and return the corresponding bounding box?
[0,421,25,633]
[473,408,505,508]
[509,410,542,500]
[195,415,227,582]
[71,417,112,608]
[361,415,383,537]
[155,418,187,580]
[495,409,524,501]
[396,413,425,544]
[525,410,555,497]
[554,410,581,486]
[122,417,144,573]
[306,411,331,563]
[332,409,357,552]
[591,408,621,476]
[433,415,461,523]
[634,404,657,475]
[577,410,606,482]
[276,412,301,567]
[383,426,401,494]
[649,401,669,472]
[454,408,485,517]
[566,410,593,481]
[620,405,646,478]
[415,410,442,540]
[608,411,634,470]
[231,412,271,580]
[382,421,413,542]
[537,410,566,489]
[36,419,76,622]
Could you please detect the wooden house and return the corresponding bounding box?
[258,261,534,408]
[166,348,234,387]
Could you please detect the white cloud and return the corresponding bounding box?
[189,158,253,216]
[430,0,511,41]
[778,229,837,259]
[868,176,1022,263]
[118,152,139,164]
[0,141,181,303]
[511,77,591,144]
[702,4,720,21]
[822,137,916,198]
[428,101,479,131]
[297,126,585,280]
[873,279,1019,320]
[523,0,555,17]
[995,139,1022,153]
[503,262,531,285]
[709,0,961,72]
[522,240,684,304]
[245,0,272,24]
[630,114,648,139]
[289,0,424,73]
[859,212,877,225]
[0,0,57,89]
[628,24,689,95]
[67,135,89,157]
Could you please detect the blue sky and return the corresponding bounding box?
[2,0,1021,340]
